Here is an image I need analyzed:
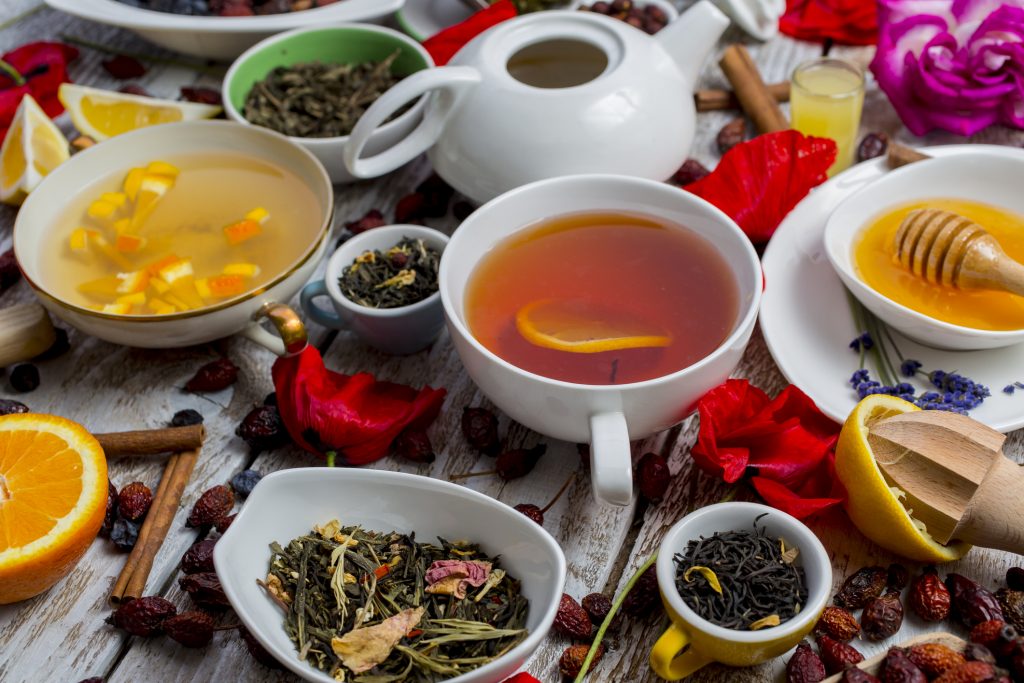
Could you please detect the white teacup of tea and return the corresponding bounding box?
[440,175,762,506]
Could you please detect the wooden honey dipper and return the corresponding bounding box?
[894,208,1024,295]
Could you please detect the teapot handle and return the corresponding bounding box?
[343,66,482,179]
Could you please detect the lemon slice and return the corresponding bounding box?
[835,395,970,562]
[515,299,672,354]
[0,95,69,205]
[58,84,221,141]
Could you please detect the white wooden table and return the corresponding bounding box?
[1,2,1022,681]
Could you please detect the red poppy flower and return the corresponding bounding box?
[684,130,836,245]
[501,675,541,683]
[0,42,78,143]
[272,346,446,466]
[423,0,517,66]
[691,379,845,519]
[780,0,878,46]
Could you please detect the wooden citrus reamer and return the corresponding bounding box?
[867,410,1024,554]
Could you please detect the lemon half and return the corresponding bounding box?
[835,395,970,563]
[0,94,69,205]
[58,84,221,141]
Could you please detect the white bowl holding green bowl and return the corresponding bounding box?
[224,24,433,184]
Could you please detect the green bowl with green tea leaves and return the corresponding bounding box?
[223,24,433,183]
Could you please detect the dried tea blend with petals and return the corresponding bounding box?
[262,521,528,681]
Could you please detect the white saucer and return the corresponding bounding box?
[759,144,1024,433]
[396,0,475,41]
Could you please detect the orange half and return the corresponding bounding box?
[0,414,107,604]
[515,299,672,354]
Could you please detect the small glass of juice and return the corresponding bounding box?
[790,57,865,177]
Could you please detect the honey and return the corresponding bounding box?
[853,198,1024,330]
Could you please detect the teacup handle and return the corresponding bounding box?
[243,303,309,357]
[589,412,634,507]
[343,66,482,179]
[650,622,712,680]
[300,280,345,329]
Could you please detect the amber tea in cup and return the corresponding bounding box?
[464,211,740,385]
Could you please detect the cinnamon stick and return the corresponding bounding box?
[719,45,789,134]
[888,142,931,169]
[695,82,790,112]
[95,425,204,456]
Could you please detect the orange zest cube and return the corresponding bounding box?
[123,167,145,201]
[115,270,149,295]
[223,263,260,278]
[224,219,261,245]
[147,298,176,315]
[87,232,132,270]
[246,207,270,225]
[87,199,119,222]
[77,276,120,299]
[146,161,179,178]
[143,254,181,277]
[157,258,193,285]
[206,274,246,298]
[116,292,146,306]
[101,192,127,209]
[115,234,146,253]
[100,302,132,315]
[69,227,89,252]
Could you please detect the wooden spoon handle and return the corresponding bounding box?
[954,456,1024,554]
[960,235,1024,297]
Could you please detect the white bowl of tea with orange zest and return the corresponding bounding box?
[14,120,333,348]
[824,150,1024,351]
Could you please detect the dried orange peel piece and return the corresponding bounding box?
[515,299,671,354]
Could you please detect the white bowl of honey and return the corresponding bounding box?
[824,149,1024,350]
[13,120,334,352]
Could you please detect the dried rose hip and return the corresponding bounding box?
[622,564,659,617]
[910,567,951,622]
[185,358,238,392]
[34,328,70,361]
[881,647,927,683]
[416,173,455,217]
[453,201,474,221]
[239,625,283,669]
[670,158,710,186]
[907,643,967,678]
[636,452,670,503]
[862,590,904,641]
[110,596,177,636]
[963,643,996,665]
[344,208,386,234]
[236,404,288,453]
[553,593,592,640]
[180,87,221,106]
[932,661,998,683]
[0,248,21,294]
[187,485,234,528]
[496,444,546,480]
[514,503,544,525]
[393,429,435,463]
[395,193,426,224]
[996,589,1024,632]
[817,634,865,675]
[888,563,910,590]
[1007,568,1024,591]
[787,641,827,683]
[118,84,151,97]
[9,364,39,393]
[102,55,146,80]
[170,409,204,427]
[163,610,215,648]
[815,605,860,642]
[100,479,118,537]
[214,514,236,533]
[559,643,604,678]
[841,669,880,683]
[117,481,153,522]
[109,518,140,551]
[717,117,746,154]
[461,406,500,455]
[0,399,29,415]
[582,593,613,626]
[969,620,1006,646]
[857,132,890,162]
[947,573,1004,628]
[179,572,230,610]
[181,539,217,575]
[835,566,888,610]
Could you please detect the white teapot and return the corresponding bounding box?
[343,1,730,203]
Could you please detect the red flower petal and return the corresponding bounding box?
[684,130,836,244]
[780,0,878,46]
[501,675,542,683]
[750,475,844,519]
[423,0,517,66]
[272,346,446,465]
[0,42,77,144]
[690,379,771,483]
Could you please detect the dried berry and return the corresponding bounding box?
[582,593,613,627]
[1006,641,1024,681]
[100,479,118,537]
[344,208,386,234]
[393,429,435,463]
[888,563,910,590]
[857,132,890,162]
[102,55,146,79]
[109,518,140,551]
[986,625,1019,660]
[907,643,967,678]
[963,643,996,665]
[836,566,888,609]
[881,647,927,683]
[947,574,1004,628]
[34,328,70,360]
[842,669,881,683]
[817,634,865,675]
[184,357,238,392]
[553,593,592,640]
[117,481,153,522]
[453,201,474,221]
[717,117,746,154]
[559,643,604,678]
[180,87,221,106]
[1007,568,1024,591]
[622,564,660,617]
[118,84,151,97]
[214,514,236,533]
[815,606,860,642]
[787,640,827,683]
[933,661,998,683]
[187,485,234,528]
[179,572,229,610]
[0,248,21,293]
[514,503,544,525]
[970,620,1008,648]
[170,409,204,427]
[461,406,500,455]
[181,539,217,575]
[229,469,263,498]
[636,452,670,503]
[239,624,283,669]
[394,192,426,223]
[163,610,215,648]
[416,174,454,217]
[995,589,1024,632]
[9,364,39,393]
[235,404,288,453]
[910,567,951,622]
[496,444,546,480]
[670,158,710,186]
[862,590,904,641]
[0,399,29,415]
[110,596,176,636]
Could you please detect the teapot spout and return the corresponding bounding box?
[657,1,730,86]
